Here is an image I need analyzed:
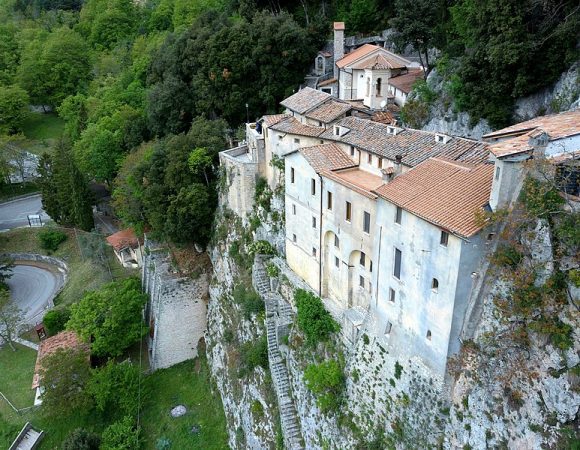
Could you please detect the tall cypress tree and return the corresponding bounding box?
[38,140,94,231]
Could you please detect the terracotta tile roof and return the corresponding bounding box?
[319,116,489,167]
[305,100,352,123]
[263,114,290,127]
[280,87,331,114]
[388,69,425,94]
[299,143,357,173]
[336,44,411,69]
[269,116,325,137]
[484,110,580,158]
[350,53,406,70]
[106,229,140,251]
[372,110,396,125]
[321,168,383,199]
[374,158,494,237]
[32,331,89,389]
[318,77,337,87]
[334,22,345,30]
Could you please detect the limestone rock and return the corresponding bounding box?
[170,405,187,417]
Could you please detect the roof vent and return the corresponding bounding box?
[435,133,451,144]
[334,125,349,137]
[387,125,401,136]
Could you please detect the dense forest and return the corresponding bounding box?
[0,0,578,245]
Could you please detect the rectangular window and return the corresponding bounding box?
[290,167,295,184]
[311,178,316,195]
[360,252,366,267]
[292,234,297,243]
[312,247,317,257]
[363,211,370,233]
[327,191,333,210]
[294,138,300,144]
[359,275,364,288]
[369,261,373,273]
[495,166,501,180]
[350,146,355,156]
[395,206,402,224]
[385,322,392,335]
[278,134,283,140]
[394,248,402,280]
[312,216,316,228]
[378,158,383,169]
[335,256,339,268]
[367,153,372,164]
[292,204,296,215]
[389,288,396,302]
[346,201,352,222]
[334,235,339,248]
[440,231,449,247]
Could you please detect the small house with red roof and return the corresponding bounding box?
[106,228,143,268]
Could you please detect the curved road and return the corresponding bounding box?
[6,264,62,325]
[0,194,50,230]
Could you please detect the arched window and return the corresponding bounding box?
[366,78,370,97]
[316,56,324,74]
[376,78,382,96]
[426,330,432,340]
[431,278,439,292]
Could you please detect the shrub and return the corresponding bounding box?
[62,428,101,450]
[394,361,403,380]
[492,244,523,268]
[239,335,268,376]
[570,269,580,288]
[530,317,573,350]
[520,177,564,217]
[248,240,276,256]
[266,262,279,278]
[43,307,71,335]
[304,360,345,412]
[232,283,264,319]
[295,289,340,345]
[251,400,264,417]
[38,228,67,252]
[100,416,140,450]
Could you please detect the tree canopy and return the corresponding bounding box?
[67,278,148,357]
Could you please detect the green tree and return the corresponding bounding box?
[390,0,440,74]
[78,0,138,49]
[39,347,92,415]
[188,147,213,185]
[0,85,29,134]
[147,11,318,133]
[18,27,92,108]
[295,289,340,345]
[37,141,94,231]
[67,278,148,357]
[42,307,71,335]
[0,24,20,85]
[449,0,579,127]
[0,288,24,351]
[304,359,345,412]
[100,416,140,450]
[88,361,142,420]
[62,428,101,450]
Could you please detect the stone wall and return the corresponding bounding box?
[219,145,259,219]
[142,240,208,371]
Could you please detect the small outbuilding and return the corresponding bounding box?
[106,228,143,268]
[32,330,88,406]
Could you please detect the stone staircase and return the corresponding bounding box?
[253,256,303,450]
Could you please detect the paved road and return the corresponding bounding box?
[5,264,62,325]
[0,194,50,230]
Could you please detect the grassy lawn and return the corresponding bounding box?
[141,354,229,450]
[0,344,37,409]
[21,112,65,143]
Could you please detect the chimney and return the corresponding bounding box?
[394,154,403,177]
[333,22,345,79]
[381,167,395,183]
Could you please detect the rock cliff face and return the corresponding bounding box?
[420,63,580,139]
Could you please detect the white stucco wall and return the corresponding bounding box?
[371,198,466,375]
[319,177,376,310]
[285,152,322,293]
